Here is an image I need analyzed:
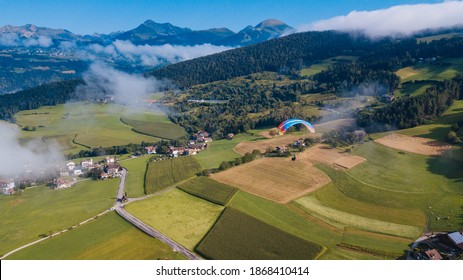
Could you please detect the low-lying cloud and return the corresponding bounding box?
[0,33,52,47]
[56,39,232,68]
[76,62,172,103]
[298,1,463,38]
[0,122,63,177]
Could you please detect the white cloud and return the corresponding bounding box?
[0,122,63,177]
[110,40,232,66]
[299,1,463,38]
[0,33,19,46]
[0,33,52,47]
[62,40,232,67]
[76,62,171,103]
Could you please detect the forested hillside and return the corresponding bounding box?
[0,79,84,120]
[148,30,463,88]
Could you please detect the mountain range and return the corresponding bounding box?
[0,19,294,47]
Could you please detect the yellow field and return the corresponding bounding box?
[298,145,366,169]
[375,134,451,156]
[211,157,331,204]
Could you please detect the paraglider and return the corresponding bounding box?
[278,119,315,135]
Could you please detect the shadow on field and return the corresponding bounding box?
[427,155,463,182]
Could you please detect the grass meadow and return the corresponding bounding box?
[0,179,118,257]
[14,102,173,154]
[177,176,237,206]
[194,133,262,169]
[396,57,463,83]
[118,156,150,198]
[125,188,224,250]
[6,212,185,260]
[120,116,186,140]
[144,156,202,194]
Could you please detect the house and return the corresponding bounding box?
[59,170,70,177]
[144,146,157,154]
[66,161,76,171]
[184,148,200,155]
[105,157,116,164]
[447,231,463,250]
[292,139,306,147]
[81,159,93,169]
[227,133,235,140]
[0,179,15,195]
[193,131,209,139]
[169,146,185,157]
[193,131,212,142]
[381,94,395,103]
[73,168,83,176]
[100,172,109,179]
[53,177,73,190]
[106,164,122,178]
[424,249,443,260]
[188,143,207,150]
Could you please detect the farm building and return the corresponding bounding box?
[52,177,74,190]
[447,231,463,250]
[193,131,213,142]
[0,179,15,195]
[66,161,76,170]
[81,159,93,169]
[105,157,116,164]
[227,133,235,140]
[424,249,443,260]
[145,146,157,154]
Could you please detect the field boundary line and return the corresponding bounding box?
[0,209,112,260]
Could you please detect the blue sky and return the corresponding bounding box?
[0,0,445,35]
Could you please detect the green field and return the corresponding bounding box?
[177,176,237,206]
[294,195,422,239]
[396,57,463,83]
[0,179,118,257]
[14,103,172,154]
[300,56,357,77]
[125,188,224,250]
[196,207,323,260]
[145,156,202,193]
[6,212,185,260]
[228,191,396,259]
[194,133,262,169]
[394,81,434,98]
[120,116,186,140]
[119,156,150,197]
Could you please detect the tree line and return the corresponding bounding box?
[356,75,463,131]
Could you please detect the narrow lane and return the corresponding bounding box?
[115,169,202,260]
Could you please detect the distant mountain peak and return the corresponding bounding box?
[255,19,286,28]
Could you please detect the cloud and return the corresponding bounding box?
[0,33,53,47]
[58,39,232,68]
[0,122,63,177]
[0,33,19,46]
[298,1,463,38]
[75,62,172,103]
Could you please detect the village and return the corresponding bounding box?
[0,130,221,195]
[410,231,463,260]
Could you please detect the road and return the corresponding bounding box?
[1,167,202,260]
[114,169,202,260]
